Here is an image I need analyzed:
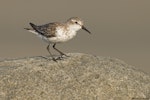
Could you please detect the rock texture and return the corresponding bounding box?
[0,53,150,100]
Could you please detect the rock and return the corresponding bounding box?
[0,53,150,100]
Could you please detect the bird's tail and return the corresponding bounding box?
[24,22,37,31]
[24,28,31,30]
[29,23,37,30]
[24,23,39,35]
[29,22,43,35]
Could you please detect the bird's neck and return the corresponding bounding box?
[67,25,80,33]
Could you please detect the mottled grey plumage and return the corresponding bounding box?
[29,23,59,37]
[24,17,91,61]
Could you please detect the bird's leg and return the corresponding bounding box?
[47,44,57,62]
[53,43,69,58]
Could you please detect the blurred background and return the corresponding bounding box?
[0,0,149,74]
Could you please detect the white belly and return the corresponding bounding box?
[48,31,77,43]
[27,28,77,44]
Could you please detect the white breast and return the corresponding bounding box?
[48,27,77,43]
[27,27,77,44]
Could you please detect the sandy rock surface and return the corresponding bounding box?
[0,53,150,100]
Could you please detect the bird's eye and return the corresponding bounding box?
[75,22,78,24]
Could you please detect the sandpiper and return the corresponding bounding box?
[24,17,91,61]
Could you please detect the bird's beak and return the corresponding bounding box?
[82,26,91,34]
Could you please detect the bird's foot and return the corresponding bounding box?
[39,56,58,62]
[39,56,50,60]
[55,54,70,60]
[60,54,70,59]
[52,58,58,62]
[39,54,69,62]
[61,53,70,57]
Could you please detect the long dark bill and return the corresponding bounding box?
[82,26,91,34]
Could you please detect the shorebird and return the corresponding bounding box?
[24,17,91,61]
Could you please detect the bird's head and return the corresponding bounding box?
[67,17,91,34]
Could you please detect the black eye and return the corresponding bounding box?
[75,22,78,24]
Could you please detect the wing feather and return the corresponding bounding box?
[29,22,59,37]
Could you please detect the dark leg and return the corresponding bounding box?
[47,44,57,62]
[53,43,68,58]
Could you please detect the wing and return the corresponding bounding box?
[29,22,58,37]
